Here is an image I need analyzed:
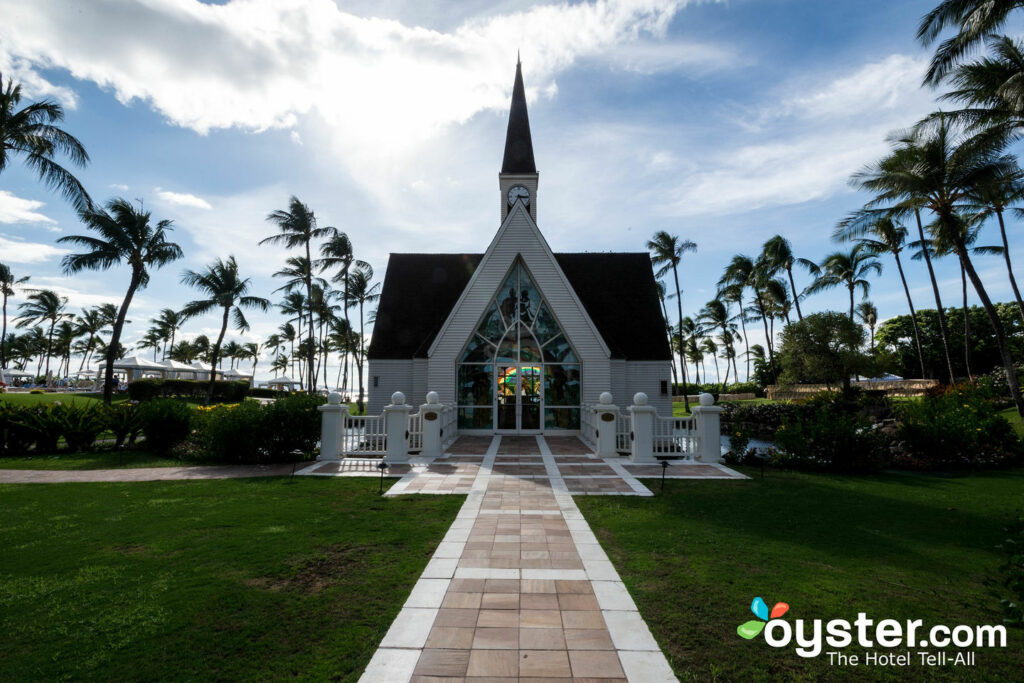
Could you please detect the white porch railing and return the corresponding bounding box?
[439,403,458,450]
[616,413,632,453]
[341,414,386,456]
[580,406,598,448]
[408,412,423,453]
[653,414,697,460]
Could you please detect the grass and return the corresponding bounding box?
[0,449,181,470]
[576,467,1024,682]
[673,397,778,417]
[0,477,463,681]
[997,406,1024,437]
[0,392,119,406]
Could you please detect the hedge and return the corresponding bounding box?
[127,378,250,402]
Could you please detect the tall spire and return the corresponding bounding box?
[501,57,536,174]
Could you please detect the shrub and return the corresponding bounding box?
[137,399,192,453]
[262,394,325,460]
[53,404,106,452]
[249,387,284,399]
[992,517,1024,628]
[105,404,142,449]
[29,388,44,395]
[16,405,61,452]
[772,399,887,473]
[0,404,35,456]
[894,386,1021,470]
[127,378,251,403]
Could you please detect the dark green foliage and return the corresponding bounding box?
[249,387,286,399]
[771,393,888,473]
[993,518,1024,628]
[720,401,802,439]
[672,381,763,396]
[127,378,250,403]
[136,399,192,453]
[15,405,61,453]
[185,394,326,464]
[777,311,872,389]
[0,403,34,456]
[894,384,1021,470]
[52,404,106,452]
[876,303,1024,381]
[104,403,141,449]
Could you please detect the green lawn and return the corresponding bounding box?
[0,449,181,470]
[997,406,1024,436]
[577,468,1024,682]
[0,392,117,406]
[0,478,463,681]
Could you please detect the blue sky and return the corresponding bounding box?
[1,0,1020,385]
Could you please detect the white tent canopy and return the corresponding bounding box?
[1,367,35,380]
[111,356,167,371]
[261,376,300,387]
[222,367,253,379]
[161,359,198,373]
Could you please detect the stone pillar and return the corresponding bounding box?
[594,392,620,458]
[318,392,348,461]
[419,391,443,459]
[691,392,725,463]
[628,392,657,463]
[384,391,412,463]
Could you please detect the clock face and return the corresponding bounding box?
[507,185,530,206]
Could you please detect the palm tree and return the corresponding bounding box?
[318,232,367,389]
[718,255,759,380]
[679,316,702,385]
[938,35,1024,138]
[347,265,380,412]
[59,199,182,403]
[967,164,1024,325]
[648,231,697,411]
[278,322,298,380]
[867,117,1024,414]
[180,256,269,402]
[853,139,957,384]
[0,263,29,370]
[152,308,185,360]
[0,73,91,210]
[835,214,928,378]
[222,341,243,370]
[271,353,289,378]
[805,244,882,320]
[15,289,68,379]
[654,281,680,391]
[719,284,750,382]
[241,342,261,377]
[262,197,335,393]
[759,235,817,321]
[917,0,1023,85]
[73,306,108,372]
[138,329,163,361]
[856,301,879,352]
[698,298,737,392]
[700,337,720,386]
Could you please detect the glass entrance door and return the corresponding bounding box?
[497,365,517,430]
[519,365,541,430]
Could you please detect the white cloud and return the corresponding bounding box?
[155,188,213,210]
[109,183,130,191]
[0,234,69,264]
[0,190,56,225]
[0,50,77,108]
[660,54,938,218]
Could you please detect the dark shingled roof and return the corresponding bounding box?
[501,59,537,174]
[368,252,671,361]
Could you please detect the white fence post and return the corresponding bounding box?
[384,391,412,463]
[691,392,725,463]
[594,392,620,458]
[419,391,443,459]
[628,392,656,463]
[318,392,347,461]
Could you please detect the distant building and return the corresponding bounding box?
[368,59,672,433]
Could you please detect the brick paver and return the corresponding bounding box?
[0,462,314,484]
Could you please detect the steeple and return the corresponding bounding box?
[501,56,536,174]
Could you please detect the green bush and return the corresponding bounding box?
[0,404,35,456]
[894,386,1021,470]
[184,394,325,464]
[105,403,142,449]
[127,378,250,403]
[15,405,61,453]
[137,399,192,453]
[992,517,1024,628]
[53,404,106,452]
[772,399,887,473]
[29,388,44,395]
[249,387,284,399]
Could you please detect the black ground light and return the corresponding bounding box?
[377,459,390,494]
[660,459,669,492]
[753,450,770,478]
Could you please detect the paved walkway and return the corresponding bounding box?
[0,462,314,484]
[360,435,700,682]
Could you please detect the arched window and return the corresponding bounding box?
[457,260,580,430]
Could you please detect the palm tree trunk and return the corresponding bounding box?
[343,271,351,398]
[711,352,720,385]
[915,210,955,383]
[304,241,316,394]
[996,209,1024,327]
[207,306,231,404]
[961,262,972,381]
[44,321,55,379]
[956,240,1024,415]
[757,298,776,381]
[719,328,730,393]
[1,293,7,370]
[104,273,142,405]
[357,300,366,413]
[848,284,855,321]
[892,250,927,379]
[659,297,678,395]
[738,299,750,381]
[671,264,690,412]
[787,266,803,320]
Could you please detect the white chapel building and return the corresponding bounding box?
[367,60,673,433]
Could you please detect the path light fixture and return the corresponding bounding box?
[660,459,669,493]
[377,459,390,495]
[752,450,770,479]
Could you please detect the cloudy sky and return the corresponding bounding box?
[1,0,1020,385]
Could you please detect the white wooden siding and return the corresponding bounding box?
[426,202,611,405]
[367,359,414,414]
[624,360,672,415]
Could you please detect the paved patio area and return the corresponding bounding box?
[0,462,315,484]
[358,435,743,681]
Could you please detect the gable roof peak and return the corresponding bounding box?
[501,57,536,174]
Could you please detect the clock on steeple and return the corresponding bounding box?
[498,56,538,222]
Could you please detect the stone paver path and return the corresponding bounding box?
[0,462,314,484]
[360,435,680,682]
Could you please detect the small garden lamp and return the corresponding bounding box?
[752,450,770,479]
[377,459,390,495]
[660,459,669,492]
